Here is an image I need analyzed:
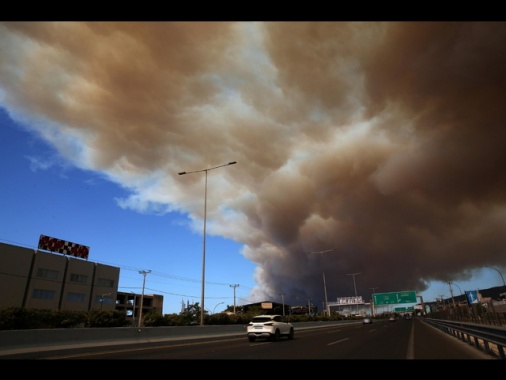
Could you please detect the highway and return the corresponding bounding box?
[0,317,496,360]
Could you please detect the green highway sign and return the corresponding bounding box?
[373,291,417,305]
[394,306,414,312]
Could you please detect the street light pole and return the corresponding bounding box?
[322,272,328,315]
[484,265,506,287]
[281,293,285,316]
[179,161,237,326]
[450,281,463,295]
[447,281,457,308]
[100,292,112,310]
[346,272,361,316]
[130,292,136,327]
[306,248,336,316]
[213,302,224,314]
[138,270,151,328]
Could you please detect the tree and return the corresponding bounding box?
[181,301,201,325]
[143,309,165,326]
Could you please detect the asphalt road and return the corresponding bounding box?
[0,317,497,360]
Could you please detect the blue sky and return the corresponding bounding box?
[1,22,505,315]
[0,110,258,314]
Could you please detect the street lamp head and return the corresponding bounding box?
[178,171,186,175]
[306,248,336,255]
[228,161,237,165]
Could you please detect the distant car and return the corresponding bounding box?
[389,317,396,322]
[362,318,373,324]
[246,314,294,342]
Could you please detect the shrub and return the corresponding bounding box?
[85,309,130,328]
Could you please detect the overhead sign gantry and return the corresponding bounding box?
[373,291,417,305]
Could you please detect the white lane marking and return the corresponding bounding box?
[328,338,350,346]
[406,319,415,359]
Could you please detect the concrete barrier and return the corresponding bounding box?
[0,324,247,355]
[0,320,356,356]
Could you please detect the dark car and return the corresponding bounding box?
[363,318,373,324]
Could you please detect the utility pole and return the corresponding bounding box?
[138,270,151,328]
[369,287,379,316]
[417,295,425,315]
[280,293,286,316]
[230,284,239,314]
[438,294,445,310]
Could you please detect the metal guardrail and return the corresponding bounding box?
[428,308,506,327]
[422,317,506,359]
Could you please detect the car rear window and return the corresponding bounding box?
[251,317,273,323]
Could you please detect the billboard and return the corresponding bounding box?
[373,291,417,305]
[38,234,89,260]
[335,296,365,305]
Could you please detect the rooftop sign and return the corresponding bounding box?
[37,234,89,260]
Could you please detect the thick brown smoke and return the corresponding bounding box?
[1,22,505,306]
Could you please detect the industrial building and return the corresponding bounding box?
[0,241,162,321]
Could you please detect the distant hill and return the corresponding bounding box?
[477,285,506,300]
[430,285,506,305]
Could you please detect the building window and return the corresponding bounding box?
[70,273,88,284]
[67,293,85,303]
[37,268,59,280]
[32,289,56,300]
[96,278,115,288]
[96,295,113,305]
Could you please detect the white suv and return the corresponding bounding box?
[246,314,294,342]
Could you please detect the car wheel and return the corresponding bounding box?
[271,329,280,341]
[248,336,256,342]
[287,327,294,340]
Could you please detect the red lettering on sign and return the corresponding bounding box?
[38,235,89,260]
[47,238,57,251]
[39,235,50,248]
[76,246,89,259]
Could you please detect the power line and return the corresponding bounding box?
[1,238,251,289]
